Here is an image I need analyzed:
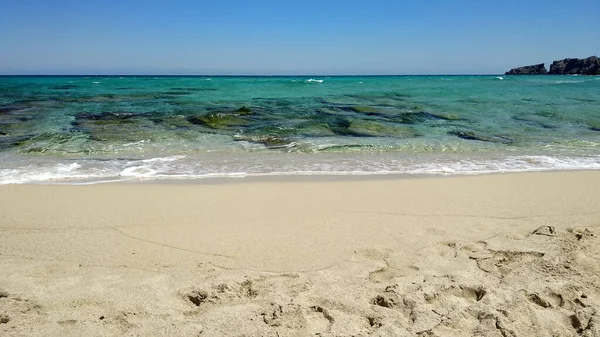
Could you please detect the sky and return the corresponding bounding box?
[0,0,599,75]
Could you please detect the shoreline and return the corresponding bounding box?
[10,167,600,186]
[1,170,600,336]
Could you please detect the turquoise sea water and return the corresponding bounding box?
[0,75,599,184]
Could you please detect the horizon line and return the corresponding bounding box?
[0,73,508,77]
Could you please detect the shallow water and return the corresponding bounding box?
[0,75,599,183]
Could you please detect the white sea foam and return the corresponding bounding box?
[140,155,186,163]
[496,77,504,80]
[306,79,324,83]
[119,166,157,177]
[92,81,100,84]
[0,154,599,185]
[0,162,86,184]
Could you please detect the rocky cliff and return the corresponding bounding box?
[506,56,600,75]
[505,63,548,75]
[548,56,600,75]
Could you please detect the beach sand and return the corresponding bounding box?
[1,171,600,336]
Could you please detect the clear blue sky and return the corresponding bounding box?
[1,0,598,75]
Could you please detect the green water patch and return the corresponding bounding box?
[16,131,89,154]
[0,113,40,138]
[85,125,159,142]
[60,92,165,104]
[319,92,410,108]
[72,111,161,142]
[533,110,560,119]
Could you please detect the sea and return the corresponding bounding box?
[0,75,599,184]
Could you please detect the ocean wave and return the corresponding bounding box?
[139,155,186,163]
[306,79,324,83]
[119,166,157,177]
[552,80,585,84]
[1,154,599,185]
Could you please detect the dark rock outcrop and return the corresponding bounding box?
[505,63,548,75]
[548,56,600,75]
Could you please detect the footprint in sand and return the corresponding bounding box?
[182,278,260,308]
[260,302,305,329]
[353,247,404,283]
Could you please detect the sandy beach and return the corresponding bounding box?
[1,171,600,336]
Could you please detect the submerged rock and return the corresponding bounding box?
[394,111,464,124]
[512,115,557,129]
[296,122,336,137]
[233,134,294,148]
[329,118,417,138]
[187,113,250,130]
[77,111,140,122]
[345,105,378,114]
[151,116,192,129]
[448,129,514,144]
[235,106,253,115]
[0,134,37,151]
[588,121,600,132]
[505,63,548,75]
[549,56,600,75]
[72,112,160,142]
